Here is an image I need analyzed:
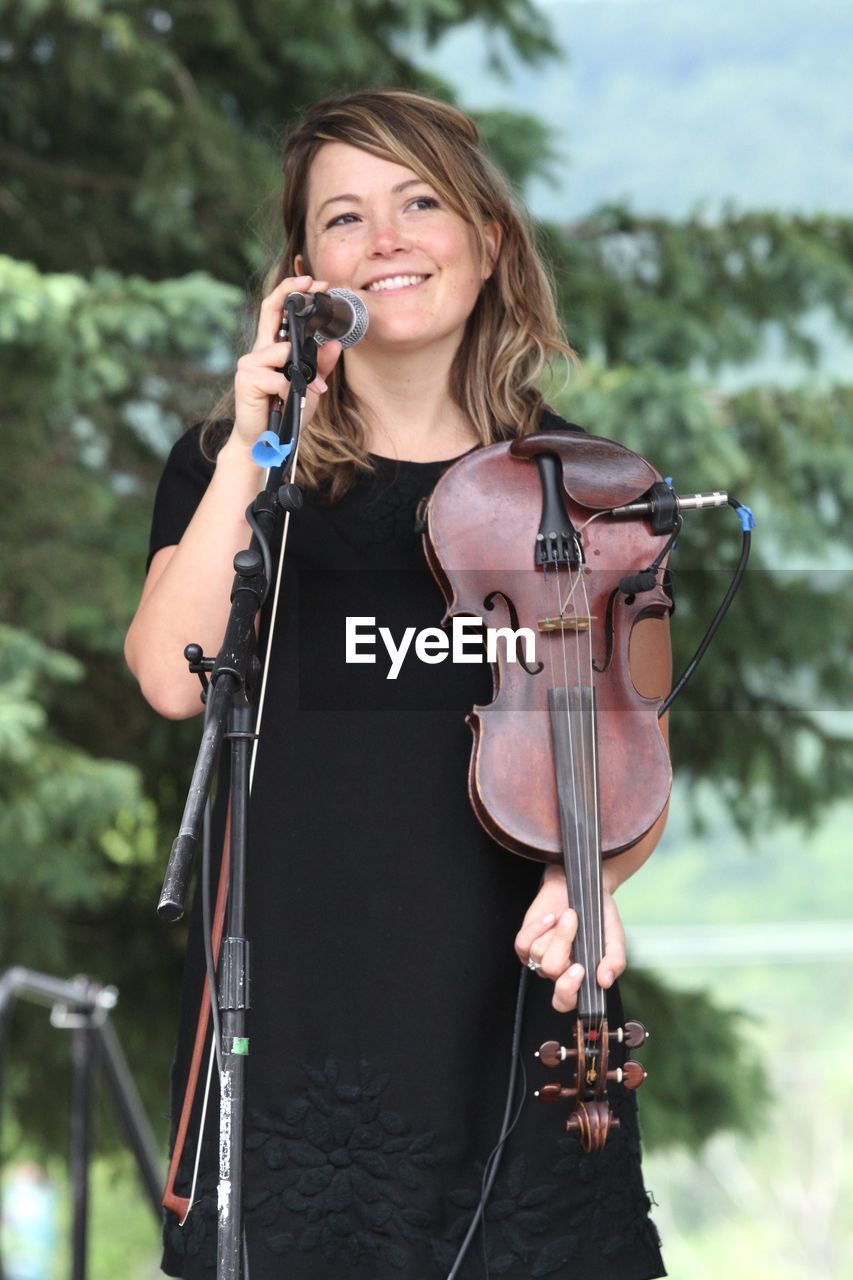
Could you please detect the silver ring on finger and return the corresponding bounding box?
[527,957,543,973]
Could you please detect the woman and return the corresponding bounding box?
[126,89,669,1279]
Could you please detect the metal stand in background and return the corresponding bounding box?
[0,967,164,1280]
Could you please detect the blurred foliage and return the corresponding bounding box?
[555,368,853,831]
[1,0,850,1165]
[0,0,555,281]
[621,969,769,1151]
[543,207,853,368]
[0,624,154,924]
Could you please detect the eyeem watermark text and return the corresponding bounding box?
[345,616,536,680]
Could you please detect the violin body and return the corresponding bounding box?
[422,430,674,864]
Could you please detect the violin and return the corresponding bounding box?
[421,427,674,1150]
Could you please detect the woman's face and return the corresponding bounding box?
[296,142,500,356]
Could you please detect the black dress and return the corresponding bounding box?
[148,415,665,1280]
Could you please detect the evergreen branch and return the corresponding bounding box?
[0,142,141,193]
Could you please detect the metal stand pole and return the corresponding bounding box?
[69,1020,93,1280]
[216,701,252,1279]
[0,968,164,1280]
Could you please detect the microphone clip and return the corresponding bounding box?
[279,296,318,392]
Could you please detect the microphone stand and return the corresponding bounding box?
[157,299,317,1280]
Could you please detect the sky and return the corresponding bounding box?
[415,0,853,222]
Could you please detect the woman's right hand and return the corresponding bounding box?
[232,273,346,447]
[126,274,347,719]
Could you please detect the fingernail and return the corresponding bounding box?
[569,963,584,981]
[559,910,573,929]
[311,375,328,393]
[601,968,615,987]
[541,913,556,926]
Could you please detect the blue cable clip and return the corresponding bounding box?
[735,504,755,532]
[251,432,294,468]
[663,479,678,550]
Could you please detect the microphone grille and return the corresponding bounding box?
[316,287,370,349]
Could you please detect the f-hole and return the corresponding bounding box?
[592,589,618,673]
[483,591,544,675]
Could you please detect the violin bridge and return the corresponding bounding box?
[537,615,596,634]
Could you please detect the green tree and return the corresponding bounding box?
[0,0,555,280]
[546,210,853,827]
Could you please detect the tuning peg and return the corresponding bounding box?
[606,1060,646,1088]
[534,1082,577,1104]
[535,1040,577,1067]
[621,1060,647,1090]
[604,1062,646,1088]
[609,1020,648,1049]
[624,1020,648,1048]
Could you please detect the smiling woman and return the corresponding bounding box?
[124,89,669,1280]
[192,89,576,497]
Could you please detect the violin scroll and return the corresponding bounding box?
[534,1017,649,1152]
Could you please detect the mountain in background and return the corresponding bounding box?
[414,0,853,221]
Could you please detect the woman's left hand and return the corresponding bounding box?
[514,866,627,1013]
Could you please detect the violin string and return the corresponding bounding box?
[548,550,607,1047]
[564,565,600,1025]
[549,565,593,1026]
[578,566,606,1033]
[570,567,598,1024]
[550,565,582,882]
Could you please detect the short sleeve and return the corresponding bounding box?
[538,408,585,435]
[146,423,216,569]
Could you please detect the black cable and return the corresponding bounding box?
[651,514,683,574]
[446,966,530,1280]
[478,1053,529,1279]
[244,504,273,607]
[619,515,682,601]
[659,496,752,716]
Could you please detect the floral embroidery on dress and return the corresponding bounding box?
[244,1056,438,1270]
[545,1093,662,1267]
[432,1155,558,1276]
[433,1095,661,1278]
[163,1139,218,1273]
[163,1073,661,1277]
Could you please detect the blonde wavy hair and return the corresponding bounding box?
[203,89,575,499]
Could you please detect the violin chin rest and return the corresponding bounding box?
[509,432,660,511]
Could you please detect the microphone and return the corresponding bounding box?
[285,288,369,348]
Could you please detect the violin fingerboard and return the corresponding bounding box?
[548,686,606,1022]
